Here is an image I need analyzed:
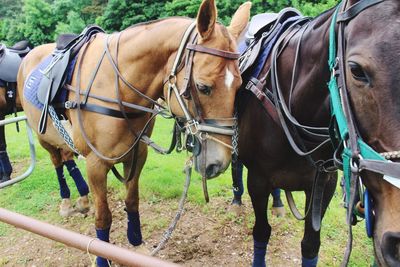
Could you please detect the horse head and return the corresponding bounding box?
[339,0,400,264]
[166,0,251,178]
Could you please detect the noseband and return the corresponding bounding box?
[166,23,240,152]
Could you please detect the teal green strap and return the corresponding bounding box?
[358,140,385,160]
[328,6,341,69]
[329,79,348,139]
[342,147,352,202]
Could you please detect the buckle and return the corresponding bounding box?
[186,120,199,135]
[65,101,77,109]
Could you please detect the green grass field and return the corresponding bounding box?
[0,115,374,266]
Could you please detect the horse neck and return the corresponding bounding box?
[279,8,337,127]
[114,18,193,103]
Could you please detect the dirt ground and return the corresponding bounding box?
[0,187,302,267]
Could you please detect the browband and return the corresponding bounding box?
[186,44,240,59]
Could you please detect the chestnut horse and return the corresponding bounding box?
[18,0,250,265]
[236,0,400,266]
[0,42,90,218]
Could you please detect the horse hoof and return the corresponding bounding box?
[271,206,285,218]
[228,202,243,216]
[59,198,75,217]
[133,244,150,255]
[76,195,90,214]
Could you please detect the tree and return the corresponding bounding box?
[54,11,86,38]
[19,0,57,46]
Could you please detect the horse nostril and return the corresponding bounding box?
[382,232,400,266]
[205,162,222,178]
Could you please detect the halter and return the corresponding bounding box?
[166,22,240,154]
[328,0,400,264]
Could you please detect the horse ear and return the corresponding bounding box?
[227,2,252,40]
[196,0,217,40]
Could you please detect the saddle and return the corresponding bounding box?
[37,25,104,134]
[239,8,302,76]
[0,41,31,117]
[8,40,31,55]
[0,43,27,83]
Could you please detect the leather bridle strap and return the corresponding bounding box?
[337,0,383,22]
[186,44,240,59]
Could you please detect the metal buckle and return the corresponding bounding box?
[65,101,77,109]
[186,120,199,135]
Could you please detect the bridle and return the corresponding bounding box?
[166,22,240,155]
[328,0,400,265]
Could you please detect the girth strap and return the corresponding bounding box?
[78,103,145,119]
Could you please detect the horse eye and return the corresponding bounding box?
[349,61,368,83]
[196,83,212,96]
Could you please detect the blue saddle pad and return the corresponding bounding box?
[24,55,76,110]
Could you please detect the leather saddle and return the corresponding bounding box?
[37,25,104,134]
[239,7,302,75]
[0,41,31,83]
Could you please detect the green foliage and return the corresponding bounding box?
[54,11,86,37]
[97,0,167,32]
[294,0,339,16]
[0,0,23,19]
[0,0,342,45]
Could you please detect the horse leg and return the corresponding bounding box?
[124,143,148,250]
[271,188,285,217]
[0,88,12,183]
[60,149,90,213]
[248,169,271,267]
[38,139,74,217]
[301,173,337,267]
[86,154,112,267]
[231,157,244,206]
[0,114,12,183]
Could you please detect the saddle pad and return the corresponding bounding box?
[24,55,75,110]
[24,56,52,109]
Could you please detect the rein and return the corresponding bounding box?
[327,0,400,265]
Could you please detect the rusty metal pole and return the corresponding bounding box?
[0,208,179,267]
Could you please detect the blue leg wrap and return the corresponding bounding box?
[96,228,111,267]
[0,151,12,176]
[64,160,89,196]
[253,240,267,267]
[232,162,244,204]
[302,256,318,267]
[127,211,142,246]
[272,189,284,207]
[56,166,70,199]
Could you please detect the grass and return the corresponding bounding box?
[0,114,374,266]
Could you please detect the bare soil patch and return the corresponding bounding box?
[0,190,301,267]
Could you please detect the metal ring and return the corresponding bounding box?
[168,74,177,84]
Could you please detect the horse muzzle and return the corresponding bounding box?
[381,231,400,266]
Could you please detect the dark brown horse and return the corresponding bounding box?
[236,0,400,266]
[18,1,250,265]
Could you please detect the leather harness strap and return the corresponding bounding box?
[186,44,240,59]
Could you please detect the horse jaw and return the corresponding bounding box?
[368,178,400,266]
[194,139,231,179]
